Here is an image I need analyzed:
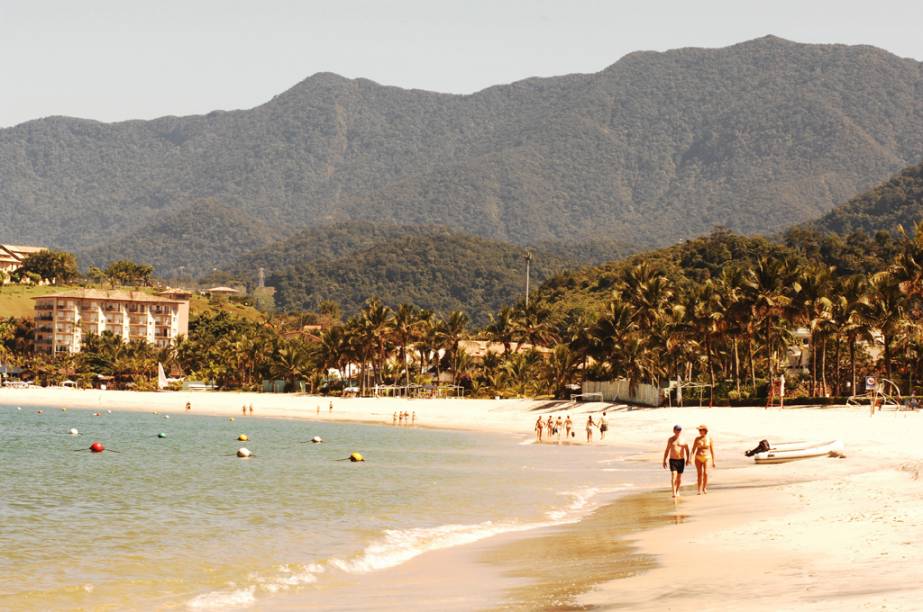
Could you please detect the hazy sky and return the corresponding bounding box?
[2,0,922,128]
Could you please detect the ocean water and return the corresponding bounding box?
[0,404,651,610]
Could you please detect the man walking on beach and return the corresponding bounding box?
[662,425,690,498]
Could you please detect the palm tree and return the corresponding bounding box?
[543,344,579,398]
[512,301,558,349]
[485,307,516,354]
[743,256,797,381]
[438,311,469,386]
[393,304,422,391]
[500,350,541,397]
[683,279,729,406]
[793,267,833,395]
[272,339,312,391]
[360,298,394,387]
[590,297,636,370]
[860,272,907,385]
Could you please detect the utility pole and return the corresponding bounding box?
[524,252,533,308]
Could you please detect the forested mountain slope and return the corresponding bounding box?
[228,223,571,321]
[795,160,923,236]
[2,36,922,270]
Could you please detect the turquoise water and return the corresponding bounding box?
[0,404,649,610]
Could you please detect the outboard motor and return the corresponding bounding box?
[745,439,771,457]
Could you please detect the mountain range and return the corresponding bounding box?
[2,35,923,276]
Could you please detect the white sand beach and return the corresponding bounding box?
[3,386,922,609]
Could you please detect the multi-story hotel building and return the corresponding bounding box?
[33,290,190,354]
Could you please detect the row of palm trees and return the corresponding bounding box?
[560,227,923,404]
[5,226,923,401]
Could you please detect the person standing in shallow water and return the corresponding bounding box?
[535,416,544,443]
[691,425,716,495]
[565,415,573,439]
[662,425,690,498]
[598,412,608,440]
[585,415,596,443]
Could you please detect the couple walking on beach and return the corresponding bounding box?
[662,424,715,497]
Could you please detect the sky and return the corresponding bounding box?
[2,0,922,128]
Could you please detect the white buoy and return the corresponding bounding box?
[69,428,79,436]
[311,436,323,444]
[106,410,112,414]
[237,447,252,458]
[17,407,22,411]
[164,415,170,419]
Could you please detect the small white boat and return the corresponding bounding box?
[753,440,845,464]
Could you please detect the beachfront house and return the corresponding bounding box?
[33,289,190,355]
[0,244,46,278]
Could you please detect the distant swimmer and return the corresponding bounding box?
[691,425,716,495]
[662,425,690,498]
[329,401,333,413]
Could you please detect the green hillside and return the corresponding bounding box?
[795,160,923,237]
[229,223,576,322]
[77,199,281,277]
[3,36,923,272]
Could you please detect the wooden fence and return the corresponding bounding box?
[583,379,662,407]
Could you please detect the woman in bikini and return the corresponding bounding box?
[691,424,716,494]
[585,415,596,443]
[535,416,544,443]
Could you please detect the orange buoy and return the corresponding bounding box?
[90,441,105,453]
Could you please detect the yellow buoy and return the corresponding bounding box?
[238,434,249,441]
[229,417,235,422]
[349,452,365,462]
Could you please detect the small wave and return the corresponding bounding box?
[252,563,323,594]
[186,586,255,609]
[329,521,544,574]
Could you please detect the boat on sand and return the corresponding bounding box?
[752,440,845,464]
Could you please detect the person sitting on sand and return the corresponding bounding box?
[565,415,573,439]
[535,416,544,443]
[599,412,608,440]
[691,425,716,495]
[662,425,690,498]
[586,415,596,443]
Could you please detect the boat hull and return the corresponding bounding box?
[753,440,844,464]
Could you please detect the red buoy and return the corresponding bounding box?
[90,441,105,453]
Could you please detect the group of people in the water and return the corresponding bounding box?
[392,411,416,426]
[533,412,608,444]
